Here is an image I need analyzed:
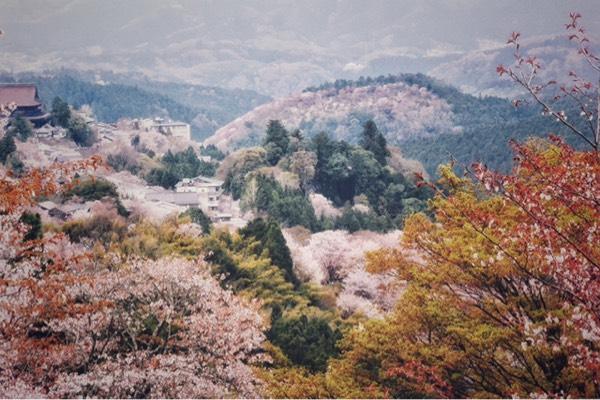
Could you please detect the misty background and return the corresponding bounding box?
[1,0,599,97]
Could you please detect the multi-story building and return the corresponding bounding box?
[0,83,50,127]
[175,176,223,212]
[145,176,228,218]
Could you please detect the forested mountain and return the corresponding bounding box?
[206,73,586,174]
[2,4,600,398]
[0,71,270,140]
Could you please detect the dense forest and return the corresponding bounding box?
[306,72,592,173]
[210,72,590,175]
[218,119,432,232]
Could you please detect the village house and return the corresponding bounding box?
[35,123,67,139]
[0,83,50,127]
[145,175,231,221]
[133,117,191,141]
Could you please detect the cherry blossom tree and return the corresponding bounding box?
[284,229,403,318]
[497,13,599,150]
[0,160,268,398]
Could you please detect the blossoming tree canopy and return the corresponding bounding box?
[340,138,599,398]
[0,160,268,398]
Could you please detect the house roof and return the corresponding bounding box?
[146,191,201,206]
[176,176,223,187]
[0,84,41,107]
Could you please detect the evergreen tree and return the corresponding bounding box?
[264,219,296,284]
[51,96,71,127]
[263,120,289,165]
[200,144,225,160]
[9,117,33,141]
[268,314,341,372]
[0,133,16,164]
[68,116,96,147]
[184,207,213,234]
[241,218,298,286]
[288,129,305,153]
[145,168,179,189]
[359,120,390,165]
[6,154,25,175]
[20,212,43,241]
[130,134,140,148]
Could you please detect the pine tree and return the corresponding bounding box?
[0,133,16,164]
[263,120,289,165]
[51,97,71,127]
[264,219,296,285]
[359,120,390,165]
[9,117,33,141]
[241,218,298,286]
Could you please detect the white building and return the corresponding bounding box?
[35,123,67,139]
[154,121,191,141]
[134,117,191,141]
[146,176,225,215]
[175,176,223,212]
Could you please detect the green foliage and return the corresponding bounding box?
[183,207,213,234]
[65,178,119,201]
[162,147,216,178]
[51,96,71,127]
[252,175,318,230]
[9,117,33,141]
[333,208,392,233]
[359,120,389,165]
[309,131,431,229]
[145,168,180,189]
[288,129,306,153]
[200,144,226,160]
[20,212,42,241]
[201,229,302,308]
[2,71,270,141]
[200,225,347,372]
[63,212,128,246]
[117,218,204,260]
[223,148,268,199]
[264,120,290,165]
[0,133,16,164]
[5,153,24,175]
[307,73,590,175]
[268,314,342,372]
[240,218,297,286]
[67,115,96,147]
[64,178,128,216]
[224,121,430,232]
[145,146,217,188]
[144,146,216,188]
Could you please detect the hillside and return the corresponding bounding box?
[430,35,599,98]
[205,73,586,175]
[0,71,270,140]
[205,74,458,150]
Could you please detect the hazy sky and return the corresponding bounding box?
[1,0,599,95]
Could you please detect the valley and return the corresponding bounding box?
[0,3,599,399]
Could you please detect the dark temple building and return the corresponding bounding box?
[0,83,50,127]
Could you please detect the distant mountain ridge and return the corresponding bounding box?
[430,35,599,98]
[205,74,459,151]
[204,73,587,175]
[0,70,271,140]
